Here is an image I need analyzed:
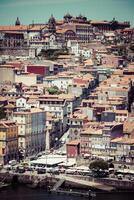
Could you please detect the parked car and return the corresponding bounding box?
[9,160,17,166]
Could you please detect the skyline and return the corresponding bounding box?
[0,0,134,26]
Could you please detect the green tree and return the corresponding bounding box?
[47,86,61,95]
[89,159,108,170]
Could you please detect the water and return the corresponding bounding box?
[1,186,134,200]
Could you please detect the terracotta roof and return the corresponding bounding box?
[67,139,80,146]
[56,28,71,34]
[0,121,16,128]
[28,25,47,31]
[90,20,110,24]
[0,25,28,31]
[81,127,102,135]
[4,103,15,109]
[0,96,7,102]
[111,137,134,145]
[123,121,134,133]
[114,110,128,114]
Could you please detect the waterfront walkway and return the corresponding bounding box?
[48,174,114,192]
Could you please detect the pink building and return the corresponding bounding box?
[66,140,80,158]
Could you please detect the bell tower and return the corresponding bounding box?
[15,17,21,26]
[48,15,56,33]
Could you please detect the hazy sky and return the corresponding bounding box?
[0,0,133,26]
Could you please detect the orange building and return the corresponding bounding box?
[0,121,18,164]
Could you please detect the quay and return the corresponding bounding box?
[1,171,134,192]
[51,174,114,192]
[0,171,115,192]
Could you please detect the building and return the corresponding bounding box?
[68,112,88,141]
[80,122,124,158]
[0,65,15,83]
[0,31,27,48]
[45,112,62,150]
[111,137,134,163]
[101,110,128,122]
[44,73,74,91]
[0,121,18,164]
[90,18,130,32]
[15,72,37,86]
[38,95,68,132]
[13,108,46,157]
[66,140,80,158]
[27,64,50,77]
[16,96,27,110]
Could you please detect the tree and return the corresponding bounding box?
[89,159,108,171]
[47,86,61,95]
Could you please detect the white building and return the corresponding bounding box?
[67,40,79,57]
[44,75,73,91]
[67,40,93,58]
[79,49,92,58]
[16,96,27,110]
[15,73,37,86]
[38,96,68,132]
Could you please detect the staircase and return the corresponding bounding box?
[52,178,65,191]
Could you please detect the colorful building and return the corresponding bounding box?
[0,121,18,164]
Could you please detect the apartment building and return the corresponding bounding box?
[0,121,18,164]
[80,122,123,158]
[13,108,46,157]
[38,95,68,132]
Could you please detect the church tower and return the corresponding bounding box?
[15,17,21,26]
[48,15,56,34]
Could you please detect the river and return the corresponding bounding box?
[1,186,134,200]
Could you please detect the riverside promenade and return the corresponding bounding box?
[0,171,114,192]
[51,174,114,191]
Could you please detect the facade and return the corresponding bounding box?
[111,138,134,163]
[0,121,18,164]
[13,108,46,157]
[80,123,124,157]
[68,114,87,141]
[45,112,62,150]
[0,31,27,48]
[44,75,73,91]
[0,65,15,83]
[27,65,50,77]
[66,140,80,158]
[38,96,68,132]
[16,96,27,110]
[15,73,37,86]
[90,19,130,32]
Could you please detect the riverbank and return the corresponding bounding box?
[0,171,134,194]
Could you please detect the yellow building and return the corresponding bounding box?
[0,121,18,164]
